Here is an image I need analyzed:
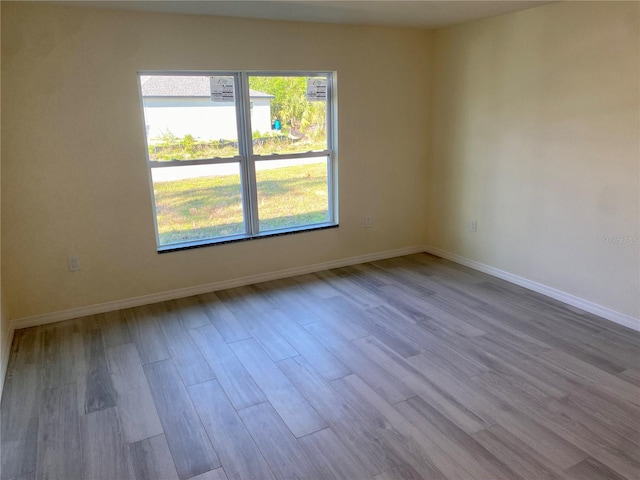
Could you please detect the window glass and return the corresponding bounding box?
[141,75,240,160]
[256,157,329,231]
[248,75,328,156]
[151,164,244,245]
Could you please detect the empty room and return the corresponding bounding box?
[1,1,639,479]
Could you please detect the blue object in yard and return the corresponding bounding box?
[274,119,281,130]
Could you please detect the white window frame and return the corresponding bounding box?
[138,70,338,252]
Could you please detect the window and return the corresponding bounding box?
[138,71,337,251]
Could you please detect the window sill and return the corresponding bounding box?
[157,223,339,253]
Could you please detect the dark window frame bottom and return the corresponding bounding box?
[157,223,339,254]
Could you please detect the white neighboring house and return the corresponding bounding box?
[141,75,273,143]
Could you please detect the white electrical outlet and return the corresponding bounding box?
[470,220,478,232]
[68,255,81,272]
[364,215,372,228]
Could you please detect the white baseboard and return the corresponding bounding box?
[423,245,640,332]
[0,326,15,400]
[10,245,426,331]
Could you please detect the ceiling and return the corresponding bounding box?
[57,1,554,29]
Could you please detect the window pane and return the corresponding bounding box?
[141,75,239,161]
[256,157,329,231]
[152,164,245,245]
[248,75,328,156]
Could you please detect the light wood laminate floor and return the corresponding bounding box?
[2,253,639,480]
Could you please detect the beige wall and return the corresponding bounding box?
[426,2,640,318]
[1,3,432,319]
[0,2,9,391]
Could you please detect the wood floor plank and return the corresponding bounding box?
[277,355,403,476]
[374,465,425,480]
[251,278,330,324]
[324,297,422,358]
[554,395,640,450]
[36,383,82,480]
[559,388,640,442]
[382,264,486,310]
[241,312,299,362]
[42,321,78,390]
[6,327,44,378]
[565,457,629,480]
[41,319,90,414]
[479,282,592,326]
[293,273,343,299]
[199,292,251,343]
[489,408,589,470]
[143,360,220,480]
[299,428,371,480]
[128,434,179,480]
[358,285,434,326]
[123,305,171,365]
[189,468,229,480]
[308,296,371,340]
[365,305,488,377]
[1,365,41,479]
[366,305,437,348]
[106,343,163,444]
[249,277,299,308]
[229,338,326,437]
[333,374,470,480]
[517,397,640,479]
[83,327,116,414]
[80,407,134,480]
[407,351,504,426]
[217,287,299,361]
[381,285,486,338]
[467,335,580,399]
[5,473,36,480]
[188,380,275,480]
[539,349,640,406]
[472,426,566,480]
[617,367,640,388]
[99,310,132,347]
[315,269,385,309]
[189,325,266,410]
[151,302,216,386]
[559,332,639,373]
[349,335,490,433]
[471,369,554,415]
[341,265,390,292]
[421,294,552,355]
[304,321,415,404]
[395,396,522,480]
[355,263,436,298]
[264,308,350,381]
[170,296,212,330]
[590,330,640,370]
[478,303,627,375]
[435,333,571,402]
[237,402,321,480]
[563,383,640,435]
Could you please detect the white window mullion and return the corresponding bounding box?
[234,73,254,236]
[239,72,260,235]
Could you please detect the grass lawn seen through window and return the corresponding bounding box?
[153,161,329,245]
